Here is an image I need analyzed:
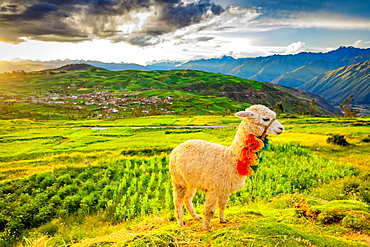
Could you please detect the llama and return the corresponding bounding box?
[169,105,284,230]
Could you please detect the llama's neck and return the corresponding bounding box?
[229,120,262,157]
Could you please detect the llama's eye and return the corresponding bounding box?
[263,118,270,122]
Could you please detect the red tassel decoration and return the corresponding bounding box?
[237,135,264,176]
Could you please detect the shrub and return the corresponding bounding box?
[359,181,370,205]
[38,221,59,236]
[120,147,172,156]
[56,174,72,186]
[39,176,55,189]
[361,136,370,143]
[343,178,361,195]
[63,195,82,214]
[342,210,370,233]
[326,134,349,146]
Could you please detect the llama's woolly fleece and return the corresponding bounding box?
[169,104,283,230]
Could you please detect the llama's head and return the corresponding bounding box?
[235,105,284,135]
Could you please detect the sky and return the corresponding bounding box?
[0,0,370,65]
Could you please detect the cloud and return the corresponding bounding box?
[254,11,370,31]
[158,6,261,46]
[284,41,306,54]
[353,40,370,48]
[0,0,226,45]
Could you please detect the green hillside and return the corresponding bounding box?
[300,60,370,105]
[272,59,343,88]
[0,65,337,120]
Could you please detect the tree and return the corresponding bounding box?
[273,101,284,115]
[309,99,316,115]
[298,102,305,115]
[340,95,357,118]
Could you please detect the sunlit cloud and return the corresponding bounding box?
[284,41,306,54]
[353,40,370,48]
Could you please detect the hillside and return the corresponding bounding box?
[165,56,251,72]
[299,61,370,105]
[0,60,148,73]
[43,63,98,72]
[0,66,338,120]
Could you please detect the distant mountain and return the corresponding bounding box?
[43,63,98,71]
[84,61,149,71]
[174,56,251,72]
[299,61,370,105]
[0,60,57,73]
[147,61,182,70]
[224,47,370,82]
[2,46,369,77]
[272,54,370,88]
[2,46,369,76]
[0,60,148,73]
[271,60,341,88]
[229,54,315,82]
[148,47,370,96]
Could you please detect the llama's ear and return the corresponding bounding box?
[235,111,256,119]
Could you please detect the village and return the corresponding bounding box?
[0,89,178,119]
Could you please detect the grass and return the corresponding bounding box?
[1,115,370,246]
[0,115,369,182]
[38,203,368,247]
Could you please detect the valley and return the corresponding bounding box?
[0,66,339,121]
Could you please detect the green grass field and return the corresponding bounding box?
[1,115,370,246]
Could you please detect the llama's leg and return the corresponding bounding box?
[173,183,187,227]
[218,193,230,223]
[203,191,218,230]
[184,187,201,220]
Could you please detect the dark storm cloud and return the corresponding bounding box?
[161,0,223,28]
[226,0,370,20]
[196,36,214,42]
[21,3,60,20]
[0,0,225,45]
[115,0,224,45]
[0,4,18,13]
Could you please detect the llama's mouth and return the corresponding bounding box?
[271,129,284,135]
[275,127,284,135]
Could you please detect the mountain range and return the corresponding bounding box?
[1,46,369,106]
[300,60,370,105]
[172,46,370,83]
